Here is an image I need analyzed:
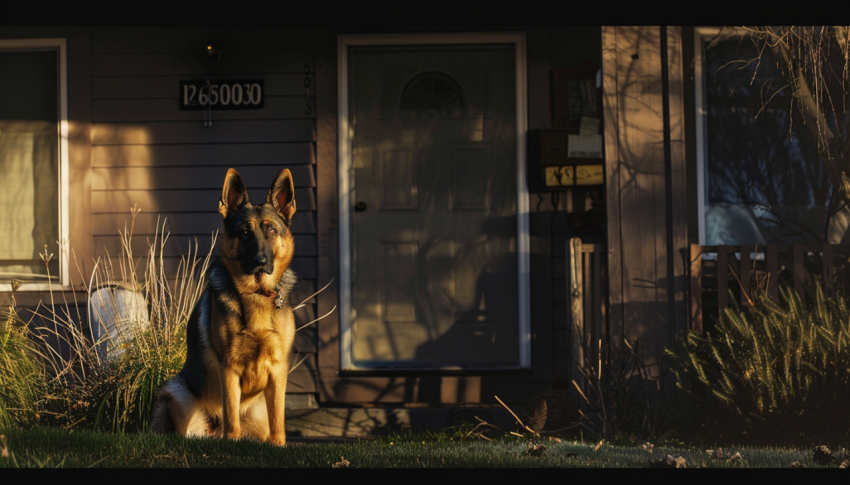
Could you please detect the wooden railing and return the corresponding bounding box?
[690,243,850,334]
[567,238,608,384]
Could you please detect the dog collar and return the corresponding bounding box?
[256,282,284,309]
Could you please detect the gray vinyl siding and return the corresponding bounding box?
[89,27,319,394]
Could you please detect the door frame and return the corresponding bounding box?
[337,32,530,371]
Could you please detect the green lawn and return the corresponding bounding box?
[0,426,837,468]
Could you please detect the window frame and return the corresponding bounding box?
[336,32,531,372]
[0,38,70,291]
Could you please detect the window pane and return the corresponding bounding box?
[704,39,831,245]
[0,50,59,283]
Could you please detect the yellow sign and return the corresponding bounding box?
[575,164,604,185]
[544,166,574,187]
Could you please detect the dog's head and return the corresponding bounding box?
[217,168,296,290]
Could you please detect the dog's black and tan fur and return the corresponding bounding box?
[151,168,297,446]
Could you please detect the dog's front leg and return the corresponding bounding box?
[221,368,242,439]
[264,367,287,446]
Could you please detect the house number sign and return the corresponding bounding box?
[179,80,264,110]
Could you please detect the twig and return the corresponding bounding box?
[463,416,505,440]
[295,305,337,332]
[728,263,755,307]
[495,395,538,436]
[537,422,584,434]
[289,353,311,374]
[571,379,591,405]
[293,278,335,311]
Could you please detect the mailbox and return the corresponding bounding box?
[527,129,604,193]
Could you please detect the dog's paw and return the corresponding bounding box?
[268,434,286,447]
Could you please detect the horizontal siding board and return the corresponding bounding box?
[93,212,317,236]
[92,120,315,145]
[93,75,314,101]
[92,74,315,99]
[93,188,316,213]
[92,143,314,168]
[93,234,317,257]
[90,27,316,53]
[92,97,315,123]
[293,329,317,354]
[101,255,316,280]
[287,358,317,393]
[92,165,315,190]
[91,50,314,76]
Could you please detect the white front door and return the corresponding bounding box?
[339,33,529,371]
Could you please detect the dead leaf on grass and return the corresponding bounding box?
[838,459,850,469]
[593,440,604,451]
[0,435,8,459]
[524,440,548,457]
[727,452,744,464]
[706,448,734,460]
[641,442,654,453]
[332,456,355,468]
[789,461,807,468]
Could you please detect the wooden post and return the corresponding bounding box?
[689,244,703,334]
[740,245,752,306]
[569,238,584,386]
[592,248,604,362]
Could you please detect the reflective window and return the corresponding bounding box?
[0,48,60,284]
[696,30,832,245]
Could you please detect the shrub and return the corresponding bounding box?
[669,285,850,442]
[87,218,214,432]
[0,209,215,432]
[574,339,683,441]
[45,216,214,432]
[0,290,44,428]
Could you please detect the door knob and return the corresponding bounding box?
[355,201,367,212]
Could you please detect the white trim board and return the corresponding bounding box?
[337,32,530,371]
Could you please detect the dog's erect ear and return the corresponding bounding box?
[219,168,249,219]
[267,168,296,226]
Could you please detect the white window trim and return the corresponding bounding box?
[337,32,531,371]
[0,38,70,292]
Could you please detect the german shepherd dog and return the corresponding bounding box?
[151,168,297,446]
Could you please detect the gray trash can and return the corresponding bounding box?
[88,283,149,363]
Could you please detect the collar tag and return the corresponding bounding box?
[274,283,283,309]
